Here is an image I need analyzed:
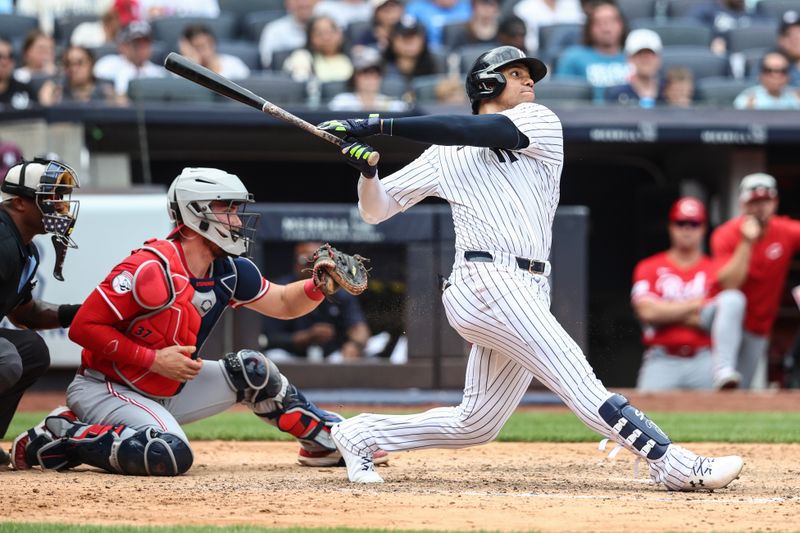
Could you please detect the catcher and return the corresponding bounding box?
[9,167,374,476]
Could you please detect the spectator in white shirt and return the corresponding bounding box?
[178,24,250,79]
[13,30,57,84]
[316,0,374,32]
[513,0,585,54]
[15,0,111,36]
[136,0,220,20]
[259,0,319,69]
[93,21,166,100]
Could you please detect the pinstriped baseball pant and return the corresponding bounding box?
[335,260,694,488]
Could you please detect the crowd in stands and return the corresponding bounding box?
[0,0,799,110]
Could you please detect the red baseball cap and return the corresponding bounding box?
[669,197,706,223]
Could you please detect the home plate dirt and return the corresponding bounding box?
[2,441,798,532]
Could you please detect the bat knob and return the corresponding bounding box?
[367,151,380,166]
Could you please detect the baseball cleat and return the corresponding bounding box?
[9,406,76,471]
[297,447,390,467]
[678,455,744,491]
[331,423,383,483]
[714,368,741,391]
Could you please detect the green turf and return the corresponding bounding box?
[5,410,800,443]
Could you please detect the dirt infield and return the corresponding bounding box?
[1,441,799,532]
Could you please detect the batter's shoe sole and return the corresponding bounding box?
[330,424,383,483]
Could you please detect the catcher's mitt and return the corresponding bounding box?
[310,243,370,296]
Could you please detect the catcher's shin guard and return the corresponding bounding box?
[599,394,671,460]
[221,349,283,402]
[255,384,342,453]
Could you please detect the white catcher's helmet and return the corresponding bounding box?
[167,167,258,257]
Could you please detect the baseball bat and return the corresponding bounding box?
[163,52,380,166]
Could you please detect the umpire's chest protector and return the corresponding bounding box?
[112,239,202,399]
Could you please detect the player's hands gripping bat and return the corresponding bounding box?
[340,139,379,178]
[309,243,370,296]
[318,114,383,140]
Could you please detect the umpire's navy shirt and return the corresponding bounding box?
[0,207,39,321]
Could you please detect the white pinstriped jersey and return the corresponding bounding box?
[381,103,564,260]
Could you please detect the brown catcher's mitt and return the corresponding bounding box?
[310,243,370,296]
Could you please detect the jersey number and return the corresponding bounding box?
[133,326,153,338]
[491,148,518,164]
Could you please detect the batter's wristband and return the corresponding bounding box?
[303,279,325,301]
[58,304,81,328]
[381,118,393,136]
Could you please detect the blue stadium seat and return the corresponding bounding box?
[741,47,771,79]
[151,14,238,48]
[270,48,296,71]
[0,14,39,42]
[538,23,583,56]
[346,20,372,46]
[666,0,702,19]
[243,10,287,43]
[412,74,446,103]
[217,41,262,71]
[233,74,307,104]
[630,19,712,47]
[459,43,493,73]
[696,76,753,107]
[533,78,592,103]
[617,0,656,22]
[756,0,800,17]
[725,23,780,53]
[661,46,730,80]
[128,77,216,103]
[321,80,348,101]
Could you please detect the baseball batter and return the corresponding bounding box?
[9,168,372,474]
[317,46,744,489]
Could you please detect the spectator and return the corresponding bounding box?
[711,173,800,389]
[0,38,37,110]
[734,51,800,109]
[662,67,695,108]
[513,0,585,55]
[554,0,629,102]
[93,21,166,99]
[632,197,747,391]
[496,15,528,52]
[38,46,115,106]
[136,0,220,20]
[688,0,757,55]
[179,24,250,80]
[71,9,123,48]
[777,10,800,86]
[406,0,472,50]
[445,0,501,51]
[316,0,374,31]
[261,241,371,362]
[383,16,439,83]
[14,30,57,84]
[283,15,353,83]
[605,28,663,108]
[353,0,405,51]
[329,47,408,111]
[16,0,110,36]
[259,0,319,69]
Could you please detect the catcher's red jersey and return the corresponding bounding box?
[712,215,800,335]
[631,252,719,355]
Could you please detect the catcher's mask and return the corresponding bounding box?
[1,159,80,248]
[167,167,260,257]
[465,45,547,114]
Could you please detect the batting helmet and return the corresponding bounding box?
[465,46,547,114]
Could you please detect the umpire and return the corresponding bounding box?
[0,159,82,466]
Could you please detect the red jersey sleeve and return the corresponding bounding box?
[711,219,739,261]
[631,258,657,303]
[68,254,156,368]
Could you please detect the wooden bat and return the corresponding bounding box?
[163,52,380,166]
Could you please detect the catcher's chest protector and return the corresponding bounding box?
[112,239,202,399]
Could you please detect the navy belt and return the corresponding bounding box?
[464,251,548,275]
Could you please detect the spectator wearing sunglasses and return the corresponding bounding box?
[777,10,800,86]
[0,37,36,110]
[734,51,800,110]
[631,197,749,391]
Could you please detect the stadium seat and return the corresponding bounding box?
[151,14,238,48]
[740,47,771,78]
[725,23,780,53]
[233,74,307,104]
[661,46,730,80]
[411,74,446,103]
[219,0,286,20]
[345,20,372,47]
[270,48,296,71]
[89,43,118,61]
[538,23,583,56]
[148,41,170,68]
[0,14,39,42]
[243,10,287,42]
[128,77,216,103]
[54,15,98,45]
[666,0,700,19]
[533,78,592,103]
[616,0,656,22]
[442,22,467,51]
[459,43,493,73]
[630,19,712,47]
[696,76,753,107]
[500,0,523,20]
[217,41,262,72]
[321,80,348,101]
[756,0,800,17]
[381,77,407,98]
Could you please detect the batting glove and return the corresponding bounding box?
[342,139,378,178]
[318,114,382,140]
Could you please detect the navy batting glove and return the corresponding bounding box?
[318,114,382,140]
[341,139,378,178]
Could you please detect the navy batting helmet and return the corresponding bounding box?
[465,46,547,114]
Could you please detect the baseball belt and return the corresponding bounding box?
[464,250,549,275]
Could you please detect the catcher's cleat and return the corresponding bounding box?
[297,447,390,467]
[10,406,77,470]
[331,423,383,483]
